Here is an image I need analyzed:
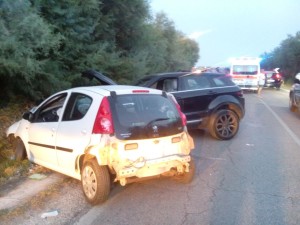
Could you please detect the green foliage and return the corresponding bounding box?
[0,100,32,184]
[0,0,65,102]
[261,32,300,80]
[0,0,200,103]
[150,12,199,72]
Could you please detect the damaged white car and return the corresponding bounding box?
[7,85,195,205]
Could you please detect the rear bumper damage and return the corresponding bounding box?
[116,154,191,186]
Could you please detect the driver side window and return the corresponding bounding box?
[34,93,67,123]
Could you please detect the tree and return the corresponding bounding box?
[261,32,300,82]
[151,12,199,72]
[0,0,200,103]
[0,0,63,103]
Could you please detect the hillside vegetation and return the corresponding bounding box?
[0,99,33,184]
[0,0,199,104]
[261,31,300,82]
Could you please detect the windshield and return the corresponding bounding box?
[109,94,184,140]
[232,65,258,75]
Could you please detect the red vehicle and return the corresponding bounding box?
[264,69,283,89]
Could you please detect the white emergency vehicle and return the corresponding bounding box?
[229,57,261,91]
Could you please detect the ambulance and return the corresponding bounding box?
[229,57,261,91]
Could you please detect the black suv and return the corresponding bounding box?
[134,72,245,140]
[82,70,245,140]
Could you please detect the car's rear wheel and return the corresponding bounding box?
[275,83,281,90]
[15,138,27,161]
[209,109,239,140]
[289,97,297,112]
[81,159,110,205]
[174,158,195,183]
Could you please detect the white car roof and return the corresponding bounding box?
[70,85,163,96]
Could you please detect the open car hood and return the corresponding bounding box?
[81,70,117,85]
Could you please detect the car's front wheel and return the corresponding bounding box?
[81,159,110,205]
[209,109,239,140]
[15,138,27,161]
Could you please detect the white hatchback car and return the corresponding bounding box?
[7,85,194,205]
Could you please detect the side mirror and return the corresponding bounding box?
[22,111,33,122]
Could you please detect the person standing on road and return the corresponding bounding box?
[257,69,265,97]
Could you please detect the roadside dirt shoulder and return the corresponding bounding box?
[0,170,92,225]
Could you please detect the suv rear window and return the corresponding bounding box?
[109,94,184,140]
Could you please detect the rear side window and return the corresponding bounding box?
[110,94,184,140]
[212,75,236,87]
[182,75,211,90]
[63,93,92,121]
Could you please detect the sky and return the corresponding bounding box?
[150,0,300,67]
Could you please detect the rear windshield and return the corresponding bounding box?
[109,94,184,140]
[232,65,258,75]
[265,72,274,78]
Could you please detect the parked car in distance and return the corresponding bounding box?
[289,72,300,113]
[264,70,283,89]
[133,71,245,140]
[7,85,195,205]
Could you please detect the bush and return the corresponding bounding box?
[0,99,33,184]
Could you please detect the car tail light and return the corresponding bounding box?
[92,96,114,134]
[169,95,187,126]
[235,90,244,98]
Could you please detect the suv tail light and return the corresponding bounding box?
[169,95,187,126]
[235,90,244,98]
[92,96,114,134]
[274,73,281,79]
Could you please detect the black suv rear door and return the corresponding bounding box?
[152,74,216,127]
[175,74,215,126]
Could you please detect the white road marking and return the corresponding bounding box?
[260,98,300,147]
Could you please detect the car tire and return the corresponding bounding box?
[174,158,195,184]
[81,159,110,205]
[209,109,239,140]
[289,97,297,112]
[275,84,281,90]
[15,138,26,161]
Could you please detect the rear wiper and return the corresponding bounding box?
[145,118,169,128]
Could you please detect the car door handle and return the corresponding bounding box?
[81,130,87,135]
[208,90,217,94]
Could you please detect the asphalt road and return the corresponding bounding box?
[75,88,300,225]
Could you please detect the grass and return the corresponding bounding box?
[0,99,34,185]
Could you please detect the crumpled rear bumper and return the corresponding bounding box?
[116,154,191,186]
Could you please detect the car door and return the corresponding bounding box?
[149,75,214,126]
[55,91,98,177]
[27,93,68,168]
[175,74,214,125]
